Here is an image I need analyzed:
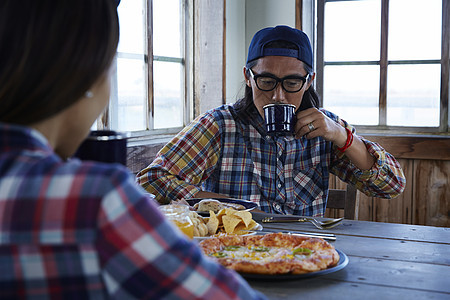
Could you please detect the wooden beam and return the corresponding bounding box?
[379,0,388,126]
[441,0,449,131]
[146,0,154,130]
[295,0,302,30]
[222,0,226,104]
[193,0,224,116]
[316,0,325,107]
[361,134,450,160]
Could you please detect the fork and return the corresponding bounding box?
[261,217,344,230]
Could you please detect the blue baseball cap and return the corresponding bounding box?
[246,25,313,68]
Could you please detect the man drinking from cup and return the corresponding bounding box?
[137,25,406,216]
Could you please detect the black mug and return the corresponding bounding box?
[74,130,129,166]
[263,104,296,136]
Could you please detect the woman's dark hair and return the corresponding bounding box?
[0,0,120,125]
[234,40,320,117]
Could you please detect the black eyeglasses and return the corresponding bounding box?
[249,69,309,93]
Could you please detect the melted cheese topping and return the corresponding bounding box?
[212,245,313,263]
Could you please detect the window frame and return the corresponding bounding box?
[315,0,449,133]
[97,0,192,142]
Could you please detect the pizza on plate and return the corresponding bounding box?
[199,232,340,275]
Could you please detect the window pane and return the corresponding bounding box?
[117,58,147,131]
[153,61,183,129]
[153,0,182,57]
[323,65,379,125]
[117,0,146,54]
[387,64,440,127]
[324,0,381,62]
[388,0,442,60]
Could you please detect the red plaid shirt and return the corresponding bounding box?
[0,123,266,300]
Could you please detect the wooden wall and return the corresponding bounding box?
[326,135,450,227]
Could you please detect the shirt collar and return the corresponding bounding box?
[0,122,53,154]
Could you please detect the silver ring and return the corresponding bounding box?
[308,122,315,132]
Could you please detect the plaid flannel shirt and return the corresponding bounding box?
[138,104,405,216]
[0,123,266,300]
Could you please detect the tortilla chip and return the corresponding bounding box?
[225,207,237,215]
[216,209,227,222]
[233,222,248,234]
[204,207,258,236]
[232,210,252,227]
[233,219,257,234]
[207,211,219,235]
[222,215,243,234]
[246,219,258,230]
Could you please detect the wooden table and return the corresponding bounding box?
[246,212,450,300]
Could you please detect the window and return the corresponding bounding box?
[97,0,188,135]
[316,0,448,132]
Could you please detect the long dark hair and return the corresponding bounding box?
[234,40,319,118]
[0,0,119,125]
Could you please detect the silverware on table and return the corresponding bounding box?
[261,216,344,229]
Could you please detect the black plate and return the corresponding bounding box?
[239,249,349,281]
[186,198,258,216]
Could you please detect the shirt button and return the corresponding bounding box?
[277,183,282,188]
[266,136,271,140]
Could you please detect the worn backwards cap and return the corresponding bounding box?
[246,25,313,68]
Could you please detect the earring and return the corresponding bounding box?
[85,91,94,98]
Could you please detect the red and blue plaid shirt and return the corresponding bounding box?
[0,123,266,300]
[138,105,406,216]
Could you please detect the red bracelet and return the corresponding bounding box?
[337,128,353,153]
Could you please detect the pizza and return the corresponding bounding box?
[199,232,340,275]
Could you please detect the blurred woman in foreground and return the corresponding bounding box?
[0,1,265,299]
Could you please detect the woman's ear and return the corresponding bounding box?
[243,67,251,87]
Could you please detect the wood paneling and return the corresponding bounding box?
[357,192,372,221]
[127,142,166,174]
[373,159,413,224]
[413,160,450,227]
[328,158,449,227]
[361,135,450,160]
